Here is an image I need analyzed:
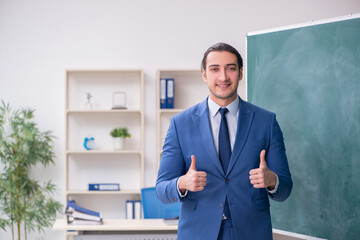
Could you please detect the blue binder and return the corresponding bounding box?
[126,200,134,219]
[166,78,174,109]
[67,200,100,217]
[160,78,167,109]
[88,183,120,191]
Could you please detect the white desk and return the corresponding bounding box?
[53,219,177,232]
[53,219,178,240]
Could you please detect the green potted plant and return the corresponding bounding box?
[0,101,62,240]
[110,127,131,150]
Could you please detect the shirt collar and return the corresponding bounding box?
[208,96,239,118]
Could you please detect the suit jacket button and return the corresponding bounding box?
[225,178,230,183]
[173,197,178,201]
[219,203,224,208]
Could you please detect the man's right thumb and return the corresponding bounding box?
[190,155,197,170]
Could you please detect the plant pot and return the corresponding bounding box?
[113,137,125,150]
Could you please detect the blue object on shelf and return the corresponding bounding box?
[83,136,95,150]
[141,187,181,219]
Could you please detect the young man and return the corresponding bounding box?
[156,42,292,240]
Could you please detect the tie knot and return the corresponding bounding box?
[219,108,228,117]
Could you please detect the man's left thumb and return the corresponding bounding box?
[260,150,267,168]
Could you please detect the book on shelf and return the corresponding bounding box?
[67,200,100,216]
[66,200,103,225]
[160,78,167,109]
[126,200,142,219]
[160,78,175,109]
[134,200,142,219]
[66,215,103,225]
[88,183,120,191]
[126,200,133,219]
[166,78,174,109]
[67,209,102,222]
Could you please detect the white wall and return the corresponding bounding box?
[1,0,359,239]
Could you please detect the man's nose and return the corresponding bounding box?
[219,68,227,80]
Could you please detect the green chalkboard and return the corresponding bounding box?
[247,17,360,240]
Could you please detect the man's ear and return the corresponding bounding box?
[202,69,207,83]
[239,67,243,80]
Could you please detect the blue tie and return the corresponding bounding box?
[219,108,231,173]
[219,108,232,220]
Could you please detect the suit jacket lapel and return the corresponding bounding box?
[227,99,254,175]
[192,99,225,177]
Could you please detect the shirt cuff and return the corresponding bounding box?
[177,177,188,198]
[267,173,279,194]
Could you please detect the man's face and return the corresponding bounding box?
[202,51,243,107]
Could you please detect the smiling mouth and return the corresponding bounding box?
[216,83,231,88]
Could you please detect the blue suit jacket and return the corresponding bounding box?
[156,97,292,240]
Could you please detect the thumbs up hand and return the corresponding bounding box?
[178,155,207,194]
[249,150,277,190]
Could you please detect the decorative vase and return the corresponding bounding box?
[113,137,125,150]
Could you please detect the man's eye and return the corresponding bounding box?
[210,68,218,72]
[227,67,237,71]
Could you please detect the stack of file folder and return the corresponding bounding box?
[65,200,103,225]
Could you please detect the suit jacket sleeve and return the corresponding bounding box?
[267,114,293,202]
[156,116,187,204]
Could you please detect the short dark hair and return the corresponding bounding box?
[201,42,243,70]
